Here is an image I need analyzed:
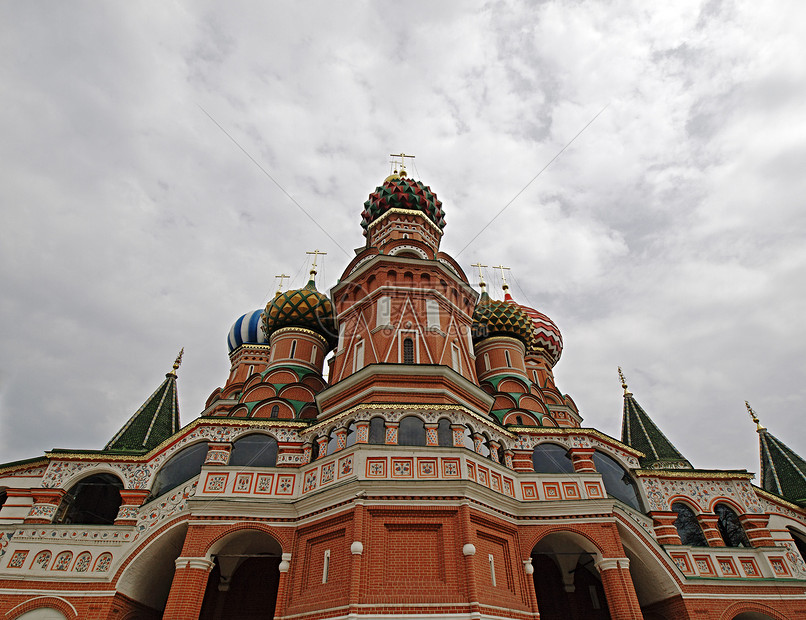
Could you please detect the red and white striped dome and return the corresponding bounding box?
[504,291,563,365]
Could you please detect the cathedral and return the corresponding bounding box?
[1,163,806,620]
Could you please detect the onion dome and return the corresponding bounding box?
[262,279,337,348]
[504,290,563,364]
[228,309,269,353]
[361,173,445,236]
[472,291,535,346]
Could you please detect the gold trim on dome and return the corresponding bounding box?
[271,326,329,347]
[633,469,753,480]
[367,208,444,235]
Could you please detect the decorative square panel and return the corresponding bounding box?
[417,458,438,478]
[490,472,502,492]
[366,458,387,478]
[584,482,603,498]
[441,458,460,478]
[276,474,295,495]
[255,473,275,494]
[204,473,228,493]
[693,555,714,576]
[477,467,489,487]
[562,482,580,499]
[338,455,354,478]
[543,482,561,500]
[503,478,515,497]
[303,470,318,493]
[769,557,789,576]
[718,558,737,576]
[521,482,538,500]
[467,462,476,481]
[670,553,693,574]
[233,473,253,494]
[740,558,760,577]
[391,458,413,478]
[321,462,335,485]
[7,550,28,568]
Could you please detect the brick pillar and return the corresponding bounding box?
[696,514,726,547]
[458,502,480,614]
[595,557,642,620]
[504,450,514,469]
[163,557,214,620]
[451,424,466,447]
[511,449,534,472]
[277,445,304,467]
[649,511,682,545]
[25,489,66,524]
[739,513,776,547]
[348,501,365,615]
[334,427,348,450]
[114,489,150,526]
[425,423,439,446]
[274,553,292,619]
[204,442,232,465]
[472,432,486,454]
[384,421,399,445]
[355,420,370,443]
[522,557,542,619]
[568,447,596,472]
[489,440,501,463]
[316,436,329,459]
[302,442,313,464]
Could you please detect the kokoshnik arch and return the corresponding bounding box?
[1,162,806,620]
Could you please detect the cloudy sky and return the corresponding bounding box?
[2,1,805,477]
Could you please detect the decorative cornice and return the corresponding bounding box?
[368,207,444,235]
[754,485,806,514]
[271,326,329,347]
[507,427,645,457]
[0,458,48,476]
[634,469,753,480]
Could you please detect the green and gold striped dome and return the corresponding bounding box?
[472,292,535,346]
[262,280,337,349]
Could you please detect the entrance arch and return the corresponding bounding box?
[199,528,283,620]
[531,531,610,620]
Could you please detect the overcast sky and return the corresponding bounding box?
[1,1,805,477]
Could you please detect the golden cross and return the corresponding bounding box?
[306,249,327,276]
[274,273,290,295]
[389,152,416,175]
[471,262,488,288]
[617,367,630,395]
[168,348,184,377]
[492,265,511,288]
[746,401,766,432]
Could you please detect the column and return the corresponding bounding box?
[424,423,439,446]
[568,447,596,472]
[302,441,313,464]
[696,514,726,547]
[316,436,329,459]
[489,440,501,463]
[451,424,466,448]
[522,557,542,619]
[649,511,682,545]
[348,500,366,615]
[595,557,643,620]
[510,449,534,472]
[334,426,348,450]
[503,450,514,469]
[355,420,370,443]
[162,557,215,620]
[24,489,66,524]
[738,513,776,547]
[384,421,399,445]
[274,553,293,619]
[458,502,480,614]
[472,432,486,455]
[114,489,150,526]
[204,442,232,465]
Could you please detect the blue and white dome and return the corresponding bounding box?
[227,309,269,353]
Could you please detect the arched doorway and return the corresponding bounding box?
[531,532,610,620]
[732,613,779,620]
[199,529,283,620]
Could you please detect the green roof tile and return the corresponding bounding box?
[759,430,806,507]
[621,390,692,470]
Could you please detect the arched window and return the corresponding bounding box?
[327,430,340,454]
[714,503,750,547]
[230,433,278,468]
[56,473,123,525]
[345,422,357,447]
[0,489,7,512]
[310,438,320,461]
[437,418,453,447]
[399,416,426,446]
[788,528,806,563]
[672,502,708,546]
[591,451,643,512]
[368,417,385,445]
[147,442,209,502]
[462,425,475,451]
[477,433,491,457]
[403,337,415,364]
[532,443,575,474]
[270,405,279,419]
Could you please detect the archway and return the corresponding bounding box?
[199,529,283,620]
[531,532,610,620]
[55,473,123,525]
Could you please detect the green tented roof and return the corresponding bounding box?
[759,430,806,507]
[621,391,691,469]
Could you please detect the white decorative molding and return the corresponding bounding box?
[279,552,292,573]
[350,541,364,555]
[462,543,476,556]
[523,558,534,575]
[595,557,629,572]
[175,556,214,571]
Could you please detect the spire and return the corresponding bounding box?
[619,368,692,469]
[104,351,182,453]
[750,403,806,507]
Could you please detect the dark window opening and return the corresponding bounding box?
[270,405,279,419]
[715,503,750,547]
[672,502,709,546]
[504,350,512,368]
[437,418,453,447]
[327,431,340,454]
[516,415,524,425]
[56,473,123,525]
[403,337,415,364]
[230,433,278,468]
[591,451,643,512]
[289,340,297,359]
[532,443,575,474]
[369,417,386,445]
[0,490,7,511]
[399,416,426,446]
[311,439,320,461]
[147,442,209,502]
[789,528,806,563]
[345,422,357,447]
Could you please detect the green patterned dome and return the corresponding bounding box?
[361,174,445,236]
[472,291,535,346]
[262,280,337,349]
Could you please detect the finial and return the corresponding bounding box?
[306,249,327,278]
[746,401,766,432]
[471,262,488,290]
[167,348,184,378]
[389,152,415,178]
[618,366,631,396]
[274,273,290,296]
[493,265,511,295]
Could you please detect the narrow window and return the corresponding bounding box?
[451,343,462,373]
[310,345,318,364]
[353,341,365,372]
[533,370,538,383]
[437,418,452,447]
[715,503,750,547]
[369,417,385,444]
[338,324,346,352]
[516,415,524,425]
[322,549,331,583]
[426,299,440,329]
[484,353,490,371]
[289,340,297,359]
[271,405,279,419]
[672,502,709,546]
[248,364,254,376]
[377,296,391,327]
[504,350,512,368]
[403,337,415,364]
[488,554,496,586]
